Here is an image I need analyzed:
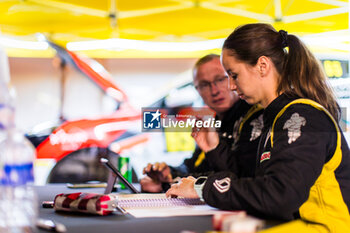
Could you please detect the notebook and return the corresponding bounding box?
[114,193,234,218]
[117,193,204,208]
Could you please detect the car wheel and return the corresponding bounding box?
[47,147,119,183]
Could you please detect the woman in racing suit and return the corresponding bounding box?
[166,23,350,232]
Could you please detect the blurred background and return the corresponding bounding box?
[0,0,349,185]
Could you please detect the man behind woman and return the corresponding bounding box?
[141,54,263,192]
[166,23,350,232]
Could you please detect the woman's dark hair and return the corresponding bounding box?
[223,23,339,120]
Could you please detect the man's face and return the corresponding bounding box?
[193,58,237,114]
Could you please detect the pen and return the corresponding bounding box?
[116,205,128,214]
[42,201,54,208]
[36,218,67,232]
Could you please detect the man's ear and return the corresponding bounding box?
[256,56,270,77]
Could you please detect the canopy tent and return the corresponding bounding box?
[0,0,348,58]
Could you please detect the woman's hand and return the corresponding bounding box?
[165,176,199,198]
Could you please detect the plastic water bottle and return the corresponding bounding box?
[0,46,38,233]
[0,128,38,233]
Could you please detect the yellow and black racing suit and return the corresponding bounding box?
[202,94,350,232]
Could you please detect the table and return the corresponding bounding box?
[35,184,213,233]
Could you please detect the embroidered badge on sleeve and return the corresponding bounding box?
[283,113,306,144]
[213,177,231,193]
[260,151,271,163]
[250,115,263,141]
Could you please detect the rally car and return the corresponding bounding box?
[27,41,208,185]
